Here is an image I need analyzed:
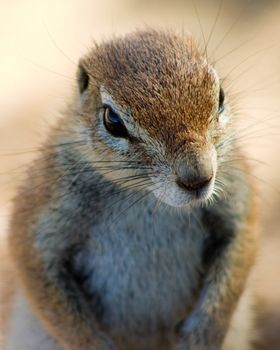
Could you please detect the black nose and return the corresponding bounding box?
[176,176,212,192]
[176,160,213,193]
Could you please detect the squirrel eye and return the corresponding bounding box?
[103,106,128,138]
[218,88,225,113]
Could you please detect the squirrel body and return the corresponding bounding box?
[5,30,258,350]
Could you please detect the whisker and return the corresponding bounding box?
[0,140,88,156]
[17,53,75,83]
[41,17,77,67]
[205,0,224,55]
[191,0,208,62]
[214,37,254,66]
[222,44,276,82]
[211,6,245,57]
[220,167,280,195]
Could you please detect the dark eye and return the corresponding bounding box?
[218,88,225,113]
[103,106,128,138]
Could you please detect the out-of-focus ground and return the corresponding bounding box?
[0,0,279,348]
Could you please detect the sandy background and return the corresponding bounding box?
[0,0,280,348]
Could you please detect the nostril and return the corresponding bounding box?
[176,176,213,192]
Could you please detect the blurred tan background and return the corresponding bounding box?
[0,0,280,348]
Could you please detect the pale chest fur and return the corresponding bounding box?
[72,196,205,342]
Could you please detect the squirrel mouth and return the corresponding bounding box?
[151,175,215,208]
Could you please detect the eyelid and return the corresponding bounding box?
[102,103,117,113]
[102,102,131,123]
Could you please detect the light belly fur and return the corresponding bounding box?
[73,201,205,347]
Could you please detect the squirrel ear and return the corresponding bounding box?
[77,61,89,94]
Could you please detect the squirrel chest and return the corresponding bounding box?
[72,195,205,339]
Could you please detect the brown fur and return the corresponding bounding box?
[0,239,16,347]
[81,30,219,158]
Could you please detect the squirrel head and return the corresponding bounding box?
[74,29,231,208]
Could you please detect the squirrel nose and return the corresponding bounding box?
[176,160,213,193]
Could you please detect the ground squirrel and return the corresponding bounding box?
[5,29,258,350]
